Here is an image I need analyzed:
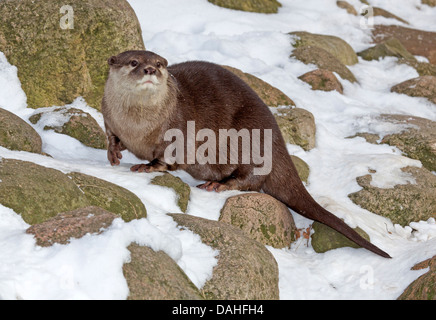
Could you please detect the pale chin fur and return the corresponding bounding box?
[136,75,160,91]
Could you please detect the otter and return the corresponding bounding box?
[102,50,391,258]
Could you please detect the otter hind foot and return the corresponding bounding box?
[196,181,230,192]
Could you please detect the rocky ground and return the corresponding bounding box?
[0,0,435,300]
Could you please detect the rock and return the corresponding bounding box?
[358,38,416,62]
[372,7,409,24]
[169,214,279,300]
[273,107,316,151]
[357,38,436,77]
[0,108,42,153]
[0,0,145,110]
[151,173,190,213]
[29,107,107,149]
[391,76,436,104]
[291,46,357,83]
[123,244,203,300]
[380,115,436,172]
[222,65,295,107]
[219,193,297,248]
[67,172,147,222]
[291,31,358,66]
[207,0,282,13]
[26,206,117,247]
[348,132,381,145]
[336,1,357,15]
[401,59,436,77]
[0,159,147,225]
[398,255,436,300]
[348,166,436,227]
[372,25,436,65]
[291,155,310,183]
[298,69,344,94]
[422,0,436,7]
[0,159,89,225]
[311,221,371,253]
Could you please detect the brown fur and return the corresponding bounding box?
[102,50,391,258]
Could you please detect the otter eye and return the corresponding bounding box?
[130,60,139,67]
[156,61,162,68]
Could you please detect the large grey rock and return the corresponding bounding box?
[169,214,280,300]
[273,107,316,151]
[220,193,297,248]
[291,31,358,66]
[349,166,436,227]
[0,0,145,110]
[123,244,203,300]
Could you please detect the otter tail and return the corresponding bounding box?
[262,157,391,258]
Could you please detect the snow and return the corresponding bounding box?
[0,0,436,300]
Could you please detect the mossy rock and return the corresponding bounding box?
[207,0,282,13]
[311,221,370,253]
[348,166,436,227]
[0,159,89,225]
[151,173,190,213]
[291,46,357,83]
[0,0,145,110]
[29,107,107,149]
[273,107,316,151]
[291,31,358,66]
[400,59,436,77]
[219,193,297,248]
[380,115,436,172]
[358,38,416,62]
[290,155,310,183]
[68,172,147,222]
[399,255,436,300]
[222,65,295,107]
[123,243,203,300]
[0,108,42,153]
[372,25,436,65]
[169,213,279,300]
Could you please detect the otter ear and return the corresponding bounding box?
[108,56,118,66]
[162,58,168,67]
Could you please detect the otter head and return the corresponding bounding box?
[107,50,169,95]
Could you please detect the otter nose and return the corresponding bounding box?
[144,67,156,75]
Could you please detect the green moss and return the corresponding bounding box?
[68,172,147,222]
[311,221,370,253]
[0,159,89,225]
[291,31,358,66]
[0,0,145,110]
[207,0,282,13]
[151,173,191,213]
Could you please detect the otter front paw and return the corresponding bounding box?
[108,148,123,166]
